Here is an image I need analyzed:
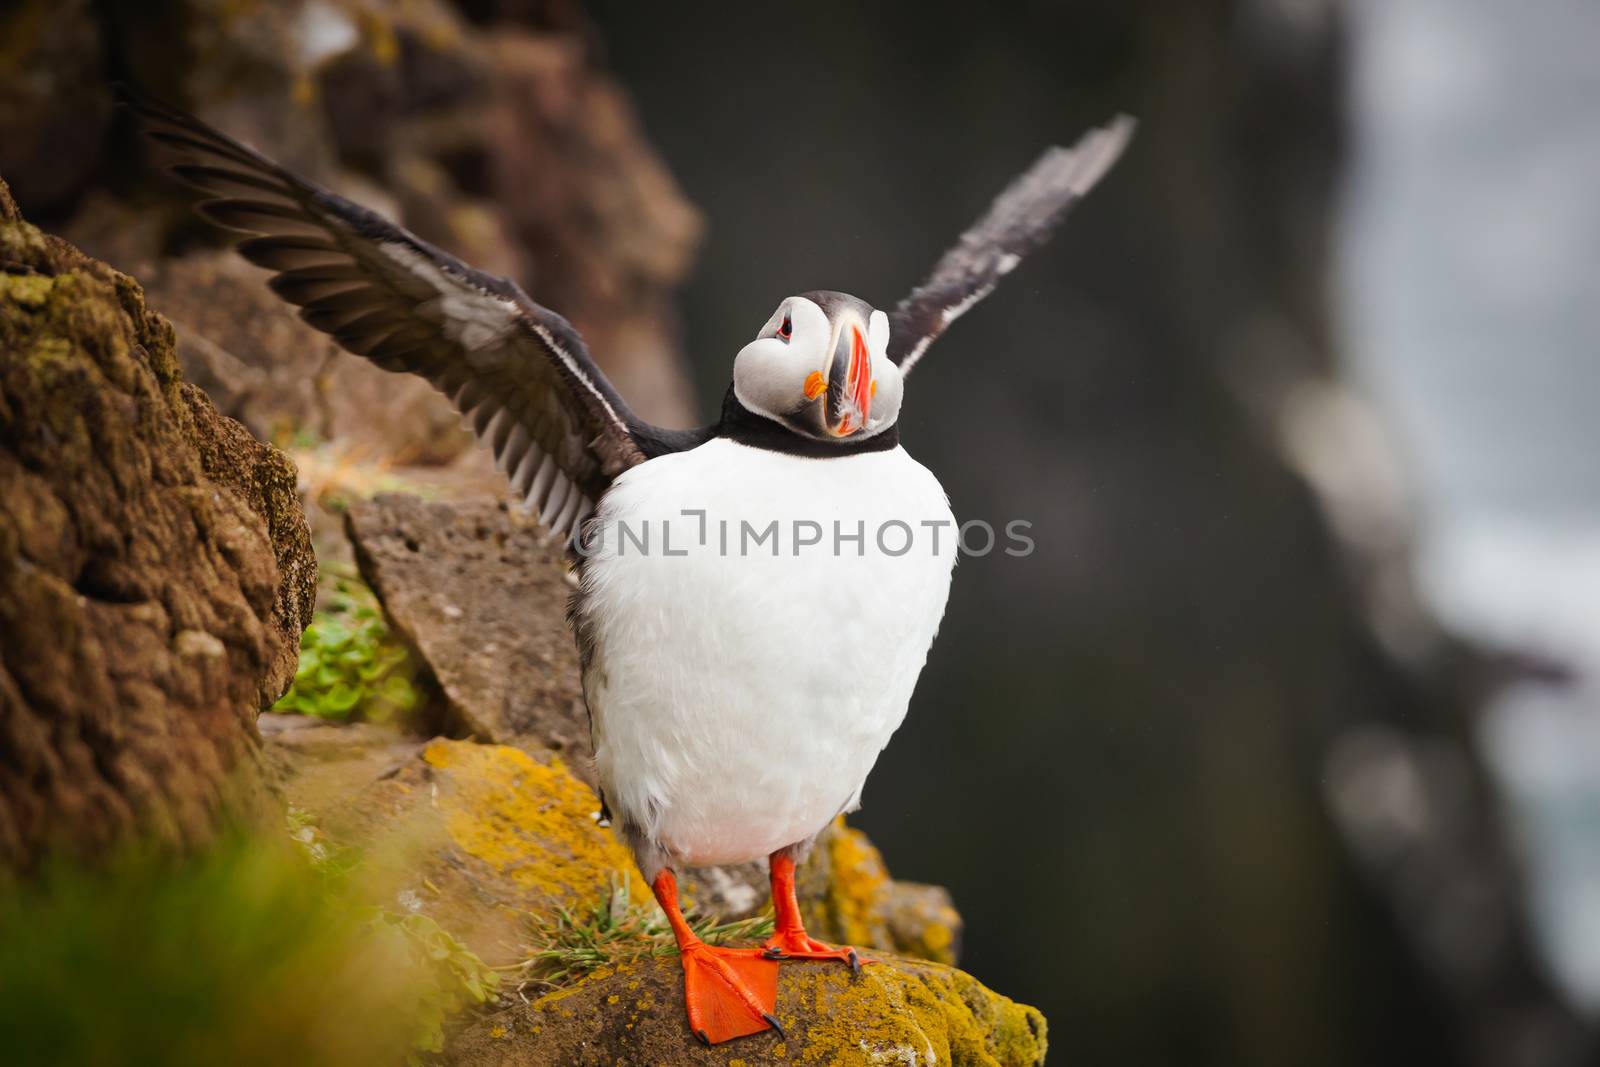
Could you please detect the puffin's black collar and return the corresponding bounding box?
[715,388,900,458]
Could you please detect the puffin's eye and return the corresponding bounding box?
[777,315,792,341]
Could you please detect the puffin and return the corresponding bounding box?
[121,87,1133,1045]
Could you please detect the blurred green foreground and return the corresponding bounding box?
[0,831,497,1067]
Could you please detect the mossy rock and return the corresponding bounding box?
[266,725,1032,1062]
[449,954,1046,1066]
[799,819,964,967]
[283,736,646,966]
[0,176,314,868]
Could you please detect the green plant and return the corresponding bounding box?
[285,807,500,1061]
[500,874,775,995]
[273,572,421,723]
[370,911,501,1058]
[0,831,496,1067]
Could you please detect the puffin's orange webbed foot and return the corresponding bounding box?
[653,869,783,1045]
[760,930,870,975]
[679,942,782,1045]
[761,851,874,976]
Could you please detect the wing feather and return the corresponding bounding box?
[887,115,1135,375]
[502,423,533,472]
[542,474,573,523]
[121,85,655,533]
[237,236,347,272]
[527,454,559,504]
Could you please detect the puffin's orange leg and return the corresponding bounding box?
[652,870,782,1045]
[760,853,874,974]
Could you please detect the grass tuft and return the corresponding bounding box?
[499,874,774,996]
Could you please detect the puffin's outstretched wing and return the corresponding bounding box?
[120,86,661,539]
[887,115,1135,376]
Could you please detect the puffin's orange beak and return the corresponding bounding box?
[822,322,873,437]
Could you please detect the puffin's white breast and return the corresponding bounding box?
[579,438,956,866]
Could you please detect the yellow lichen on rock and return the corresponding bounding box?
[800,818,965,967]
[781,958,1046,1067]
[0,270,53,308]
[909,963,1049,1067]
[816,819,892,947]
[420,740,643,910]
[781,966,953,1065]
[276,732,646,966]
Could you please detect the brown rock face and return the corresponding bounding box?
[482,30,703,429]
[133,250,480,467]
[0,179,315,868]
[0,0,114,216]
[25,0,703,469]
[343,494,591,766]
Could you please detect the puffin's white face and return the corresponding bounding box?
[732,292,904,444]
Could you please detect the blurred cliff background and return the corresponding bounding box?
[2,0,1597,1064]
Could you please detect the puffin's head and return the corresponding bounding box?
[732,291,904,444]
